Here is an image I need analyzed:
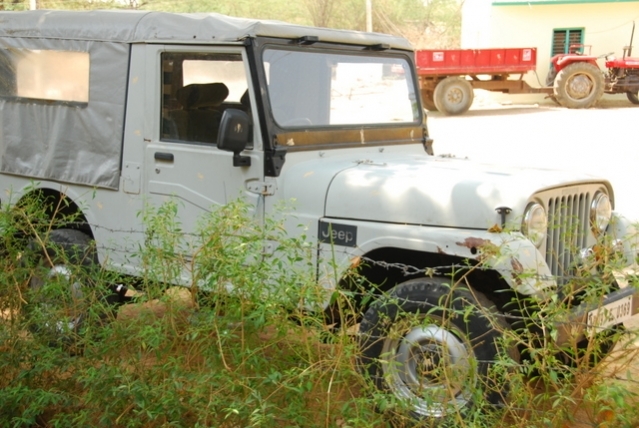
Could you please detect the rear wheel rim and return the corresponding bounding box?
[566,73,594,100]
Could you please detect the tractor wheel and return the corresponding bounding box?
[553,62,604,109]
[545,64,557,87]
[627,91,639,105]
[421,89,438,112]
[433,77,474,115]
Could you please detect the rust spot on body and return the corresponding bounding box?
[510,258,524,286]
[456,237,489,249]
[488,224,502,233]
[511,257,524,274]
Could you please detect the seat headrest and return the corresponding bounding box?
[240,89,250,108]
[177,83,229,109]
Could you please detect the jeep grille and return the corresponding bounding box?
[544,191,592,284]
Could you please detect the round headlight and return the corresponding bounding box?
[590,192,612,234]
[522,202,547,247]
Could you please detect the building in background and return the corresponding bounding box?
[462,0,639,103]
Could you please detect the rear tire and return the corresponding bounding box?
[627,91,639,105]
[433,77,474,115]
[25,229,109,350]
[553,62,604,109]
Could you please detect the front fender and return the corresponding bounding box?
[555,56,599,72]
[317,219,556,299]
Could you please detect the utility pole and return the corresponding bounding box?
[366,0,372,32]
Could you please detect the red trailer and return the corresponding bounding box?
[416,47,552,115]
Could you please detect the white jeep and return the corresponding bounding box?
[1,9,638,422]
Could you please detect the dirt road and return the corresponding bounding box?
[428,97,639,222]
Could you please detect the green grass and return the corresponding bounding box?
[1,197,638,427]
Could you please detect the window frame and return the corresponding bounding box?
[251,38,424,153]
[551,28,585,56]
[158,46,253,147]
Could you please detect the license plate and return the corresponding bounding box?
[587,295,633,334]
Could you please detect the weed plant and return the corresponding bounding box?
[0,196,638,427]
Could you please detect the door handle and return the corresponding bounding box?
[154,152,174,162]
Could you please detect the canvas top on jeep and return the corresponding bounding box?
[0,10,412,49]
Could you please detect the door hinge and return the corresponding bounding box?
[246,180,276,196]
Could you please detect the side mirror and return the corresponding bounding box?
[217,109,251,167]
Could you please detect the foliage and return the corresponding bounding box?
[0,197,386,427]
[1,195,639,427]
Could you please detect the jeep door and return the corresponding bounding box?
[144,46,264,232]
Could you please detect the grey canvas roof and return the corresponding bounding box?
[0,10,413,191]
[0,10,413,50]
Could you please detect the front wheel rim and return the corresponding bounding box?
[381,316,475,418]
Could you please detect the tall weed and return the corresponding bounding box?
[0,196,638,427]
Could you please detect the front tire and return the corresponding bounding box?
[433,77,474,115]
[553,62,604,109]
[627,91,639,105]
[358,278,510,422]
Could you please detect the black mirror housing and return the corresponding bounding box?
[217,109,251,166]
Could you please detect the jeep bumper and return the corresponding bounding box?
[554,278,639,346]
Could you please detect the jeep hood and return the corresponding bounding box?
[303,153,607,229]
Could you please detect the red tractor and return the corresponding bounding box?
[547,22,639,108]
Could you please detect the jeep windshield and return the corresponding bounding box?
[261,47,422,149]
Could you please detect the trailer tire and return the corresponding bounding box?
[421,89,438,111]
[627,91,639,105]
[433,77,474,115]
[553,62,604,109]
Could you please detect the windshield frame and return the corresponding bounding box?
[251,38,424,152]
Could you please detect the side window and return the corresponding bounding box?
[552,28,584,56]
[161,52,250,145]
[0,48,89,104]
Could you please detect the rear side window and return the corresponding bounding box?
[0,49,89,103]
